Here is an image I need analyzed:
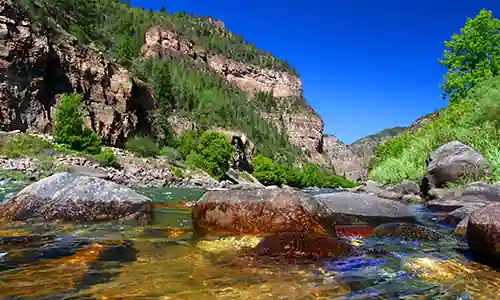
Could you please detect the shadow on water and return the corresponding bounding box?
[0,186,499,298]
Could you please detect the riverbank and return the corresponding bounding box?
[0,131,220,188]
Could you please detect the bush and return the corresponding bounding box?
[178,130,197,159]
[369,76,500,184]
[124,136,160,157]
[251,155,283,186]
[186,130,234,180]
[251,154,357,188]
[53,92,101,154]
[94,147,120,168]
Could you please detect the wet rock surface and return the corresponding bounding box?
[370,223,449,242]
[248,232,362,263]
[0,172,153,222]
[191,188,328,238]
[466,203,500,265]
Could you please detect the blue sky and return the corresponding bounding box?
[132,0,500,144]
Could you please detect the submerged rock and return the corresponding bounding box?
[248,232,362,263]
[0,172,152,222]
[370,223,449,242]
[313,192,416,235]
[191,189,327,238]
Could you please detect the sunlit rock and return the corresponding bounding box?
[192,189,327,238]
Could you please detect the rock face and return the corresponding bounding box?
[142,26,301,98]
[0,1,159,147]
[466,203,500,265]
[0,172,152,222]
[425,141,491,188]
[323,136,365,181]
[141,26,325,163]
[191,189,328,238]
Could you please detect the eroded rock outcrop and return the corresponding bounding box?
[0,0,159,147]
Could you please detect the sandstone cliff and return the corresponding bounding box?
[141,26,325,163]
[0,0,159,147]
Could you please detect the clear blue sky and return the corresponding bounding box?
[132,0,500,144]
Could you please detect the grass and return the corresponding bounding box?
[368,76,500,184]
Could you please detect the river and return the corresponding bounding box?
[0,179,499,299]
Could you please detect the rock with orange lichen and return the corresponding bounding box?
[191,189,328,238]
[248,232,362,263]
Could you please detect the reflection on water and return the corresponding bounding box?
[0,187,499,299]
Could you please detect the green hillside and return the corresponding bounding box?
[368,9,500,184]
[17,0,306,162]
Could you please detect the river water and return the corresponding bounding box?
[1,180,500,299]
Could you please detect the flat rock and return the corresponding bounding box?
[0,172,152,222]
[426,194,488,212]
[313,191,417,234]
[191,188,327,238]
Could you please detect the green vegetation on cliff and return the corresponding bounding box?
[20,0,296,74]
[18,0,306,164]
[369,9,500,184]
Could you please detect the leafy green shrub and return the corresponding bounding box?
[0,134,52,158]
[53,93,101,154]
[186,130,234,180]
[369,76,500,184]
[251,155,284,186]
[125,136,160,157]
[178,130,198,159]
[94,147,120,169]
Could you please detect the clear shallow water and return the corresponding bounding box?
[0,182,499,299]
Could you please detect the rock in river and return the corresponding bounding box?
[248,232,362,263]
[0,172,152,222]
[191,188,327,238]
[313,192,417,235]
[466,203,500,266]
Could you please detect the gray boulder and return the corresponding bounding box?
[0,172,152,222]
[313,191,417,235]
[426,141,491,188]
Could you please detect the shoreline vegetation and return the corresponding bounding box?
[368,9,500,187]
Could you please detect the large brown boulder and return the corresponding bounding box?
[0,172,152,222]
[191,189,328,238]
[426,141,491,188]
[466,203,500,265]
